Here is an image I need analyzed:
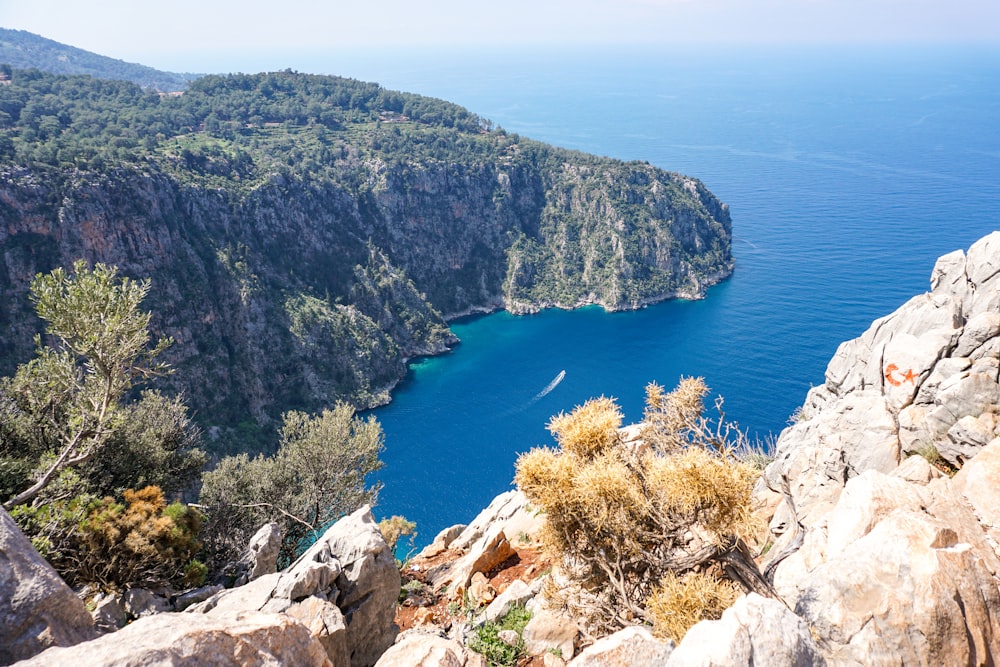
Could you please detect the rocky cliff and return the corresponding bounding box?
[2,236,997,665]
[0,69,733,441]
[755,230,1000,665]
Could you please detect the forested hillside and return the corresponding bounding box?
[0,27,197,91]
[0,67,733,450]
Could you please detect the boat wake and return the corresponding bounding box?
[533,370,566,400]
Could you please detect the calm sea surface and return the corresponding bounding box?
[309,46,1000,547]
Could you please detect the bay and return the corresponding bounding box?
[334,45,1000,547]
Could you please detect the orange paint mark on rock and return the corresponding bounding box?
[885,363,917,386]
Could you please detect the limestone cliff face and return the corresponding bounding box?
[756,231,1000,665]
[0,148,731,434]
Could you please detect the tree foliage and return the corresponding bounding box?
[0,261,206,590]
[198,402,384,571]
[0,260,200,509]
[514,378,771,639]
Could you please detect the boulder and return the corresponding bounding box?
[418,524,466,559]
[191,505,398,667]
[467,571,496,606]
[0,507,96,664]
[568,626,673,667]
[89,593,127,634]
[172,584,224,612]
[522,606,579,661]
[189,572,281,616]
[480,579,534,624]
[374,631,485,667]
[666,593,825,667]
[497,629,520,647]
[311,507,400,667]
[951,437,1000,558]
[233,522,283,586]
[122,587,172,619]
[17,610,332,667]
[888,453,943,485]
[286,596,350,667]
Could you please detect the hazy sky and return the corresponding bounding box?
[3,0,999,72]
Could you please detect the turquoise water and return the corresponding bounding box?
[344,46,1000,546]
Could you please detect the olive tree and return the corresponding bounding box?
[0,261,207,590]
[199,402,384,570]
[1,260,180,509]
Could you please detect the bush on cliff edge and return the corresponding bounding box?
[514,378,770,640]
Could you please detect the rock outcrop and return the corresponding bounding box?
[374,631,487,667]
[16,611,333,667]
[766,232,1000,518]
[415,490,543,600]
[0,507,96,665]
[231,521,282,586]
[191,505,399,667]
[567,626,674,667]
[665,593,825,666]
[758,232,1000,665]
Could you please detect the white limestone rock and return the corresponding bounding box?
[568,626,673,667]
[0,509,97,665]
[666,593,824,667]
[374,631,484,667]
[522,606,579,661]
[17,610,333,667]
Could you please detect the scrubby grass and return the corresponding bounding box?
[467,605,532,667]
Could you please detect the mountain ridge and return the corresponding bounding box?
[0,27,199,91]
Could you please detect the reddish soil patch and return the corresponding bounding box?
[394,544,552,633]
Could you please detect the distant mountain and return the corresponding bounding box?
[0,27,199,91]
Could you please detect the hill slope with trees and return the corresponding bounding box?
[0,28,198,91]
[0,66,733,451]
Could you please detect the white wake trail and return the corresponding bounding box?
[533,370,566,400]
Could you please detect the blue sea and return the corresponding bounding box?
[306,45,1000,547]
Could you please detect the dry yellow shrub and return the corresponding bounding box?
[515,379,770,639]
[515,446,578,512]
[645,570,741,642]
[643,448,758,542]
[572,451,647,537]
[547,396,622,460]
[641,378,710,454]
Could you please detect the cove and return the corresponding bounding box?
[363,44,1000,547]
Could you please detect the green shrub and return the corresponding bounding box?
[199,403,384,571]
[12,485,203,589]
[467,605,532,667]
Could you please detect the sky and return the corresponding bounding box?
[3,0,1000,73]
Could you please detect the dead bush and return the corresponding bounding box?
[514,378,772,639]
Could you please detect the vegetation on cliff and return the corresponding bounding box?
[514,379,771,640]
[199,403,385,570]
[1,261,386,588]
[0,66,732,449]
